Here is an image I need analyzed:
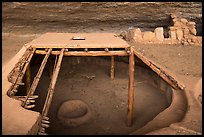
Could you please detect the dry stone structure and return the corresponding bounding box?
[126,14,202,46]
[168,14,201,45]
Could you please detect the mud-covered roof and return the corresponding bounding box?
[25,33,129,49]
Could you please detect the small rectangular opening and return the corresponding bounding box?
[71,36,86,40]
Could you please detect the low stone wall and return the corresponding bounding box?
[126,14,202,46]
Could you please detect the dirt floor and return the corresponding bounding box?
[27,57,169,135]
[2,33,202,135]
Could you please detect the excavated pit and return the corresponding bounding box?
[13,54,187,135]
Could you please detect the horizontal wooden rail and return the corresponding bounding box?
[35,50,128,56]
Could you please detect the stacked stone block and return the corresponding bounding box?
[168,14,200,45]
[125,14,201,46]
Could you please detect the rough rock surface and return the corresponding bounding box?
[2,2,202,35]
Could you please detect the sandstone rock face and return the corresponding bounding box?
[2,2,202,35]
[154,27,164,41]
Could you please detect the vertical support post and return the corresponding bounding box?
[127,47,134,127]
[25,63,31,94]
[111,56,115,80]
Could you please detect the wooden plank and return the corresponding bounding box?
[132,47,185,90]
[111,56,115,80]
[35,50,128,56]
[127,47,135,127]
[22,48,52,107]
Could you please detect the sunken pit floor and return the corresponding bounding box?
[30,56,170,135]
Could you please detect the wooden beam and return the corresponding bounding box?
[22,48,52,108]
[7,48,36,96]
[111,56,115,80]
[35,50,128,56]
[38,48,64,134]
[30,45,129,49]
[8,48,32,83]
[25,63,31,94]
[127,47,134,127]
[42,48,64,118]
[132,48,185,90]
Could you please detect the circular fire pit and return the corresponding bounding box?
[57,100,93,127]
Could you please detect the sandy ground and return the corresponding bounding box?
[129,42,202,90]
[2,33,202,135]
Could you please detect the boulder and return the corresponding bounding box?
[126,28,134,41]
[183,28,190,39]
[189,28,196,35]
[154,27,164,41]
[132,28,143,41]
[187,21,196,26]
[181,40,188,45]
[169,31,177,39]
[126,27,142,42]
[191,36,197,42]
[142,31,155,41]
[169,26,177,31]
[174,21,183,27]
[183,28,190,35]
[176,29,183,41]
[180,18,188,24]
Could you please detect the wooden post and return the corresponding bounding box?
[25,63,31,94]
[127,47,134,127]
[111,56,115,80]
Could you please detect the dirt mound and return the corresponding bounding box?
[57,100,93,127]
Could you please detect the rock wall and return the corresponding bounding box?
[2,2,202,35]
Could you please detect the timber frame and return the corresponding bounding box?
[6,33,185,135]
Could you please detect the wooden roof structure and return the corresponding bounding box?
[25,32,129,49]
[6,32,185,135]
